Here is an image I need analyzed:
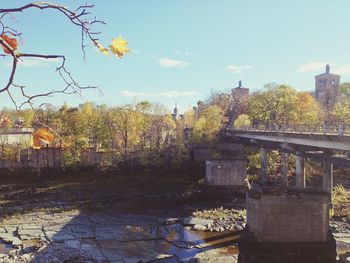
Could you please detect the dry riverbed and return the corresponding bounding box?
[0,174,349,262]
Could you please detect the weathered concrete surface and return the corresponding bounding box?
[246,187,331,242]
[240,185,337,263]
[206,159,247,187]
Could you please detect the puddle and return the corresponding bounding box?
[80,222,240,261]
[0,240,13,254]
[337,240,350,256]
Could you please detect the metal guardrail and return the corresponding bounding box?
[231,124,349,136]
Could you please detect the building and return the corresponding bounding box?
[171,103,178,121]
[0,128,34,146]
[315,64,340,106]
[231,80,250,121]
[231,80,249,101]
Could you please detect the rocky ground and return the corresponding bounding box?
[0,174,349,262]
[0,174,245,262]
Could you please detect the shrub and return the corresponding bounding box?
[60,151,80,172]
[331,184,350,217]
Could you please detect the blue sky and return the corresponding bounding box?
[1,0,350,113]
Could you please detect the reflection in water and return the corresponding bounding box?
[337,240,350,257]
[140,223,240,260]
[0,240,12,254]
[79,222,240,261]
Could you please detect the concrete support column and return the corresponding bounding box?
[295,152,305,189]
[260,148,268,183]
[281,152,289,186]
[323,157,333,194]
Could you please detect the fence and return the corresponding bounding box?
[0,148,122,169]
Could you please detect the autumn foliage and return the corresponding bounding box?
[0,34,18,54]
[32,128,55,149]
[96,36,129,58]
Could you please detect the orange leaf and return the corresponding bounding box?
[0,34,18,54]
[32,128,55,149]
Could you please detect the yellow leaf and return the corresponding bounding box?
[109,36,129,58]
[96,42,109,56]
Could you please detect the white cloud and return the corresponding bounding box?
[298,62,350,75]
[298,62,328,72]
[3,57,61,68]
[227,65,252,74]
[121,90,198,98]
[158,57,189,68]
[332,65,350,75]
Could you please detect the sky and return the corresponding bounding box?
[1,0,350,113]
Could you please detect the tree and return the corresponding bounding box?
[330,83,350,125]
[234,114,251,127]
[109,106,143,159]
[248,83,321,127]
[193,105,225,143]
[0,2,129,110]
[78,102,109,150]
[147,103,175,150]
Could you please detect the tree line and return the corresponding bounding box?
[1,82,349,170]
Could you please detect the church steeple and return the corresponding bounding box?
[172,102,178,121]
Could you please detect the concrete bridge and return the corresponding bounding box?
[189,125,350,263]
[226,125,350,194]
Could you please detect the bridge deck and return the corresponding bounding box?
[226,127,350,152]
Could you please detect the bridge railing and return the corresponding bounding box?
[232,124,349,136]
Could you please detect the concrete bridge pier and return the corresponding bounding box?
[238,152,336,263]
[323,157,333,194]
[239,186,336,263]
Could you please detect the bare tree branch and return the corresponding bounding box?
[0,2,105,110]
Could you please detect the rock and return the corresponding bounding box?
[162,218,180,225]
[11,237,22,247]
[21,253,33,261]
[340,252,350,263]
[0,233,15,243]
[32,244,97,263]
[22,239,41,254]
[183,217,213,227]
[190,250,238,263]
[192,224,207,231]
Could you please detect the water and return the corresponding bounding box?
[80,222,240,261]
[0,240,12,254]
[337,240,350,257]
